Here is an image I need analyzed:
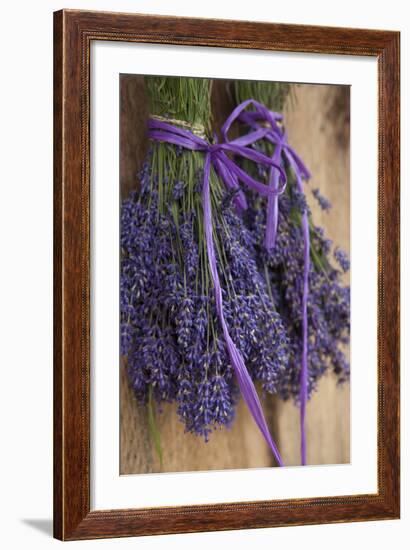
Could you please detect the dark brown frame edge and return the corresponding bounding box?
[53,9,400,541]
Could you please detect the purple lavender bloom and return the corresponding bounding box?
[311,226,332,256]
[175,296,195,349]
[291,185,310,215]
[120,321,134,356]
[172,179,185,200]
[334,247,350,272]
[312,188,332,211]
[179,212,199,281]
[241,173,350,400]
[176,373,195,431]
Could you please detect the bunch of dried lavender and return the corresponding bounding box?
[234,80,350,401]
[244,185,350,400]
[120,77,289,443]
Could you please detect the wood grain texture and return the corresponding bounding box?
[120,75,148,200]
[119,79,350,474]
[54,9,400,540]
[121,362,277,473]
[53,12,63,539]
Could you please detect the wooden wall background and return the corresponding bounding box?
[119,76,350,474]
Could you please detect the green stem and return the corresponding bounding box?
[148,386,163,469]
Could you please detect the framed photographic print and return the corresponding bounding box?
[53,9,400,540]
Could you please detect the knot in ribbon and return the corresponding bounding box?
[148,99,287,466]
[149,99,288,212]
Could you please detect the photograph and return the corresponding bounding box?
[50,8,400,541]
[119,75,351,474]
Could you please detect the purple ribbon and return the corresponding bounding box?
[238,107,311,465]
[149,99,286,466]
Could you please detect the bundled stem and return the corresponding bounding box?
[234,80,291,113]
[147,76,212,129]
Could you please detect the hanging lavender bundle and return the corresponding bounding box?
[244,179,350,398]
[233,81,351,403]
[121,77,289,456]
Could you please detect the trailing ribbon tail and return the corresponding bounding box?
[287,153,310,466]
[202,154,284,467]
[237,105,311,466]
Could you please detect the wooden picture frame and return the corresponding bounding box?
[53,9,400,540]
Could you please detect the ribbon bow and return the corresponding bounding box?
[237,106,311,249]
[149,99,287,466]
[238,105,311,465]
